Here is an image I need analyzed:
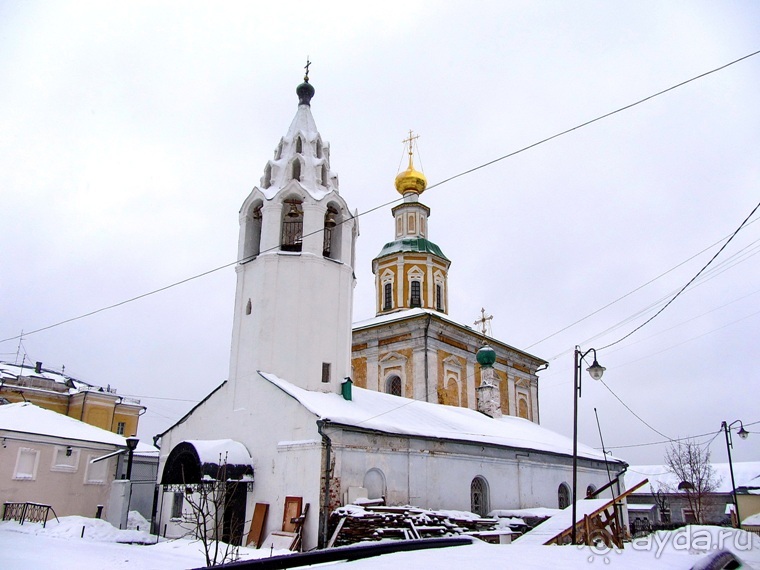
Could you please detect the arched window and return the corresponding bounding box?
[316,140,323,158]
[383,283,393,310]
[386,375,402,396]
[322,206,341,260]
[410,280,421,308]
[558,483,571,509]
[321,164,328,187]
[243,204,263,261]
[281,199,303,252]
[363,468,386,500]
[471,476,489,516]
[292,160,302,182]
[435,284,443,311]
[295,137,303,154]
[518,397,529,419]
[586,484,597,498]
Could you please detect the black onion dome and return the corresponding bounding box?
[296,78,315,106]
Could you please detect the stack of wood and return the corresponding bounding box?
[327,505,502,547]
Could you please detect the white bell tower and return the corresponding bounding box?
[228,72,357,394]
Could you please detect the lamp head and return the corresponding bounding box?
[586,359,606,381]
[738,426,750,440]
[125,436,139,451]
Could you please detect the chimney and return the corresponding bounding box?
[34,362,42,374]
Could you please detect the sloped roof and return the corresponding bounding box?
[0,402,128,447]
[260,372,618,463]
[626,463,760,494]
[375,237,449,261]
[352,308,547,366]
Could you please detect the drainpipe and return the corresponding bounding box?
[423,314,432,402]
[79,391,88,421]
[316,419,332,548]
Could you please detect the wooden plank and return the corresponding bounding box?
[327,516,346,548]
[260,531,297,551]
[282,496,303,533]
[246,503,269,548]
[547,478,650,546]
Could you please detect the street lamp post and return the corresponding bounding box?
[125,436,139,480]
[572,346,606,545]
[721,420,749,529]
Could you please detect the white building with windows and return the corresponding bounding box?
[155,75,626,551]
[0,402,129,520]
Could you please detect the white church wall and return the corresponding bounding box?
[228,251,355,394]
[157,380,327,549]
[330,428,620,515]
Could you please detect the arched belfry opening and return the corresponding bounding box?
[323,204,342,260]
[243,202,263,261]
[281,198,304,252]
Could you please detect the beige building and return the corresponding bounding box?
[351,140,546,421]
[0,402,127,519]
[0,361,143,437]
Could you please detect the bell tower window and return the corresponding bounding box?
[435,284,443,311]
[295,137,303,154]
[281,200,303,252]
[292,160,302,182]
[244,204,263,261]
[323,205,341,260]
[410,280,421,308]
[383,283,393,311]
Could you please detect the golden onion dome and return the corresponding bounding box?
[394,164,427,195]
[395,131,427,195]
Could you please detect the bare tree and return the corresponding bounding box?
[177,455,246,567]
[664,440,721,524]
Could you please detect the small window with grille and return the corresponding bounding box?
[322,363,331,383]
[410,280,421,308]
[383,283,393,310]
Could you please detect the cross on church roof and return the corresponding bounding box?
[403,130,420,164]
[304,57,311,82]
[474,308,493,336]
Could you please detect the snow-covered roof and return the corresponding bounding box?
[0,361,138,405]
[1,361,84,392]
[261,372,618,462]
[0,402,128,447]
[184,439,254,467]
[743,512,760,526]
[352,309,547,365]
[626,463,760,494]
[513,499,610,545]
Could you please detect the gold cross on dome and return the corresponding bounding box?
[403,130,420,162]
[474,307,493,336]
[304,57,311,81]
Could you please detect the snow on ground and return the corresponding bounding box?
[0,515,290,570]
[1,516,759,569]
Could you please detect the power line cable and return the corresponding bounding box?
[597,199,760,351]
[3,49,759,346]
[527,217,760,350]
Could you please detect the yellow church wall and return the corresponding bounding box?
[436,350,467,407]
[351,356,367,388]
[498,370,510,413]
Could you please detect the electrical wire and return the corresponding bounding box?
[597,199,760,351]
[3,48,759,345]
[527,217,760,350]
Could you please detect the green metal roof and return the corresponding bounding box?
[375,238,449,261]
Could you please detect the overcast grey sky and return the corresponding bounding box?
[2,1,759,466]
